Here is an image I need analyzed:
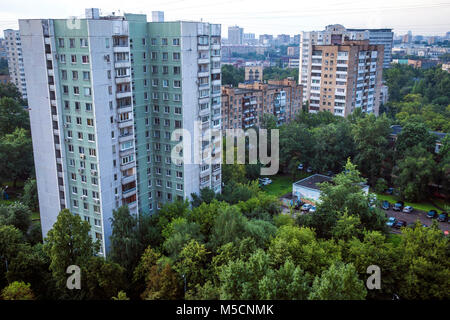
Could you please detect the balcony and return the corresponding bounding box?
[115,76,131,84]
[120,160,135,171]
[118,118,133,128]
[122,187,137,197]
[118,132,133,143]
[116,91,132,99]
[122,174,136,185]
[198,57,209,64]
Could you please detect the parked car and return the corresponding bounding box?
[258,178,272,186]
[393,220,407,229]
[386,217,397,227]
[306,167,313,173]
[301,204,312,212]
[294,199,304,210]
[402,206,414,213]
[437,212,448,222]
[297,163,304,170]
[309,205,316,213]
[393,201,404,211]
[426,210,438,219]
[407,222,428,228]
[368,194,377,208]
[381,200,390,210]
[386,187,394,195]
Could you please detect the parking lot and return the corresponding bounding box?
[384,207,449,233]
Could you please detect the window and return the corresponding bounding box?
[61,70,67,80]
[162,52,168,61]
[82,55,89,64]
[72,71,78,80]
[60,54,66,63]
[173,52,180,60]
[83,71,90,81]
[84,87,91,96]
[80,38,88,47]
[69,38,75,48]
[73,86,80,95]
[172,38,180,46]
[85,103,92,111]
[58,38,64,48]
[162,38,168,45]
[89,148,96,157]
[162,79,168,87]
[71,55,77,63]
[173,80,181,88]
[86,118,94,126]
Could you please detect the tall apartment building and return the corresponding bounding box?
[305,40,383,117]
[221,78,302,129]
[19,9,222,256]
[346,28,393,69]
[3,29,27,99]
[228,26,243,45]
[299,24,390,109]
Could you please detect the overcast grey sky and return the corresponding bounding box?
[1,0,449,37]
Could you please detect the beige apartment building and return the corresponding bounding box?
[306,39,384,116]
[244,65,263,82]
[221,78,302,130]
[3,29,27,99]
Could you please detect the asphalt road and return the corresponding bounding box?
[384,207,449,233]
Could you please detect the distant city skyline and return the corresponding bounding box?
[1,0,449,37]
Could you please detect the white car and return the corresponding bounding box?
[298,163,304,170]
[259,178,272,186]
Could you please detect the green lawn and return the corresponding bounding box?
[260,172,312,197]
[374,192,448,214]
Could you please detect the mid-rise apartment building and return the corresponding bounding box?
[221,78,302,129]
[244,65,263,82]
[19,9,221,256]
[306,40,383,116]
[3,29,27,99]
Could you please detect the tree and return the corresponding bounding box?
[83,256,127,300]
[394,146,435,201]
[190,187,216,208]
[175,239,210,291]
[310,121,355,173]
[352,114,392,185]
[0,202,32,234]
[1,281,34,300]
[5,243,55,300]
[162,218,204,259]
[395,122,436,157]
[396,222,450,299]
[0,225,24,287]
[112,290,130,300]
[132,245,161,298]
[43,209,99,294]
[21,179,39,212]
[279,121,314,175]
[109,206,140,274]
[141,262,182,300]
[0,83,24,103]
[0,96,28,136]
[0,128,33,186]
[260,113,278,130]
[299,160,387,238]
[259,260,312,300]
[308,262,367,300]
[221,65,244,87]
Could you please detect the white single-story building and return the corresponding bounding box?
[292,174,369,205]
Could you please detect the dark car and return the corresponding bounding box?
[393,201,404,211]
[426,210,438,219]
[381,200,390,210]
[386,188,394,195]
[393,220,407,229]
[437,212,448,222]
[294,199,304,210]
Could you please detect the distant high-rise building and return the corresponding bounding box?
[259,34,273,45]
[302,39,384,117]
[3,29,27,99]
[276,34,291,45]
[228,26,244,45]
[151,11,164,22]
[293,34,300,45]
[20,9,222,256]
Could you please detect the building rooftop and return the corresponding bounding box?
[293,174,332,191]
[390,125,448,142]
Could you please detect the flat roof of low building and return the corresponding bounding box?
[293,174,332,191]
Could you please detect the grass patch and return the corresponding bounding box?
[374,192,448,213]
[260,172,312,197]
